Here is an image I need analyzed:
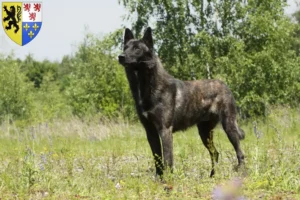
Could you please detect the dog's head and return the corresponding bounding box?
[118,27,154,67]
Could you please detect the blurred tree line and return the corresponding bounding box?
[0,31,136,124]
[0,0,300,124]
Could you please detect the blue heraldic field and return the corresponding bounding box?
[22,22,42,46]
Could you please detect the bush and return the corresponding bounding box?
[64,32,136,119]
[0,54,33,121]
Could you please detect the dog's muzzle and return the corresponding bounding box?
[118,54,125,64]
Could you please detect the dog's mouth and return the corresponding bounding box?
[118,55,139,66]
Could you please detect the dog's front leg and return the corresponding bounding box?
[144,125,163,177]
[160,126,173,173]
[146,105,174,175]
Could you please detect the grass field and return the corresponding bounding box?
[0,108,299,199]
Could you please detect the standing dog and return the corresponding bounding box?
[118,27,245,177]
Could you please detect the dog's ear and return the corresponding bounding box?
[142,27,153,51]
[124,28,134,49]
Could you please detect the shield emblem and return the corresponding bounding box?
[2,2,42,46]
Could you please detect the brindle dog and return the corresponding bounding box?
[118,27,245,177]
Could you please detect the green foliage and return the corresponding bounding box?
[0,54,73,124]
[64,31,135,119]
[119,0,300,116]
[292,8,300,56]
[21,54,58,88]
[29,73,72,123]
[0,29,136,123]
[0,54,33,121]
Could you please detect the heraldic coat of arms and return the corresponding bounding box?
[2,2,42,46]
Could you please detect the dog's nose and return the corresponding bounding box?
[118,54,125,63]
[118,54,125,64]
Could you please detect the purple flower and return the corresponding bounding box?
[212,178,246,200]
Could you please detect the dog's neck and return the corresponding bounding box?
[125,55,171,111]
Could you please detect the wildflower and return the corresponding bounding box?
[39,153,47,171]
[253,121,263,139]
[115,182,121,190]
[212,178,246,200]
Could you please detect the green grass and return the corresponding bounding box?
[0,108,299,199]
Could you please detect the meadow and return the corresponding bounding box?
[0,108,299,199]
[1,1,300,199]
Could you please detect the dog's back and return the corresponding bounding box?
[172,79,244,138]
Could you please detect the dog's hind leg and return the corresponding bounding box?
[221,114,245,167]
[197,119,219,177]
